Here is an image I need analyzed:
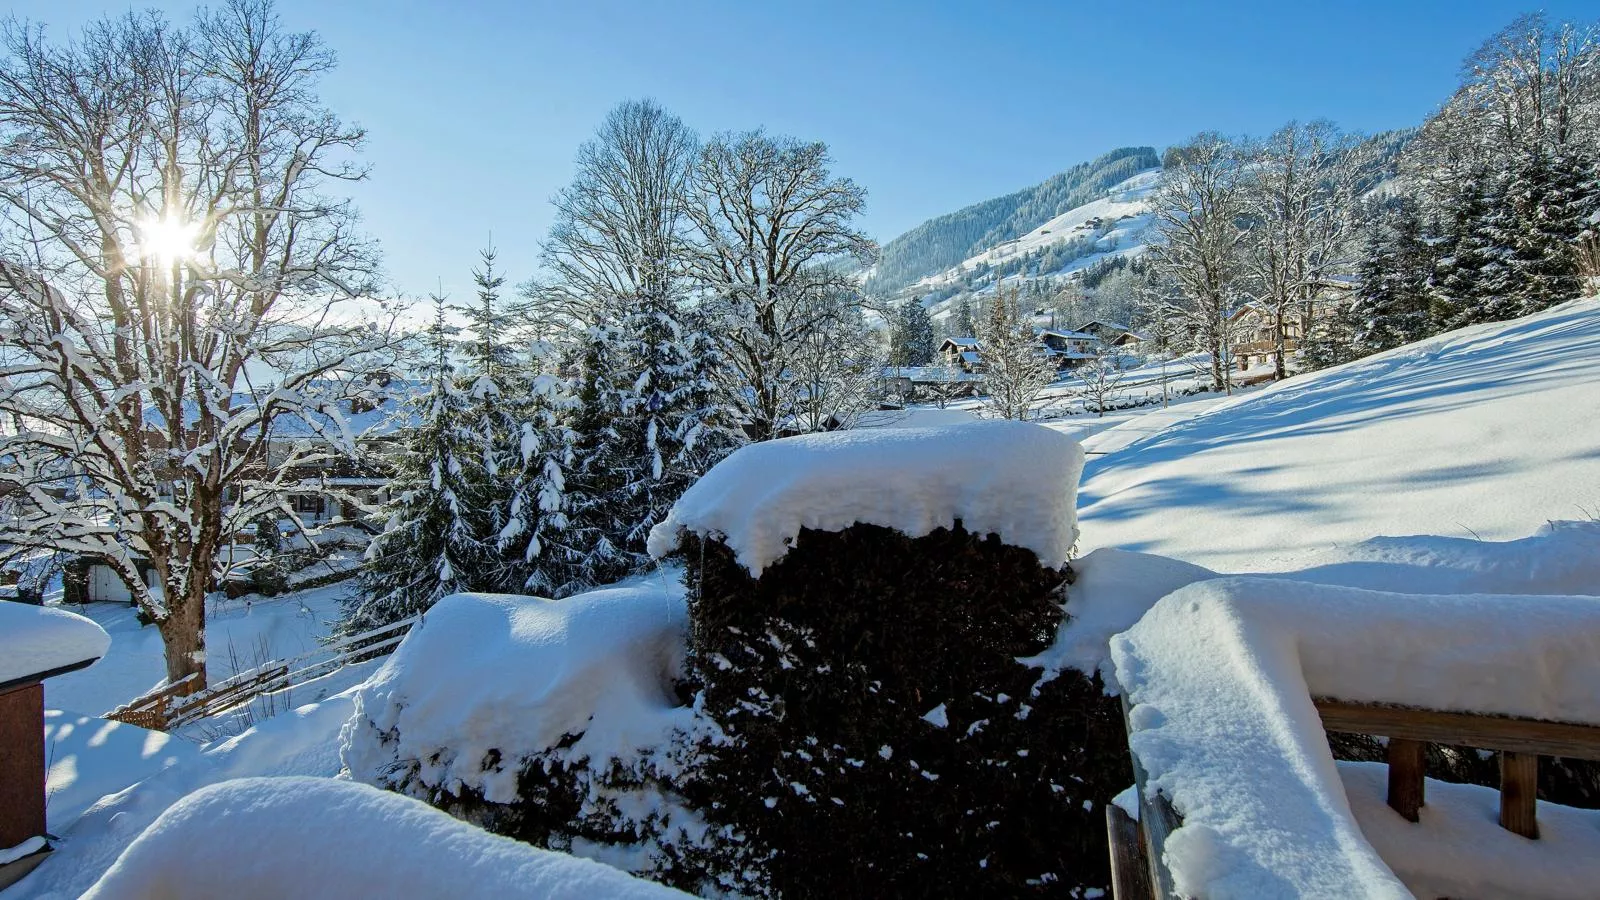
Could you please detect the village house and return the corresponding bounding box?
[1074,319,1147,350]
[938,336,984,373]
[1037,329,1101,371]
[1228,303,1310,371]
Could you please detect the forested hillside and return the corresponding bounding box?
[864,146,1158,296]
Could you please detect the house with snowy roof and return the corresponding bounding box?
[1074,320,1147,349]
[1038,328,1100,370]
[938,337,984,373]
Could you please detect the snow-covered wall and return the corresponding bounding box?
[648,420,1085,574]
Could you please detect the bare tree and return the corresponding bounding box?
[787,290,884,433]
[538,98,698,328]
[1148,133,1249,392]
[1071,347,1126,417]
[976,284,1053,420]
[687,131,878,441]
[1242,121,1363,379]
[0,1,391,690]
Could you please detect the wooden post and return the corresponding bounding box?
[1106,804,1152,900]
[1385,738,1426,822]
[0,683,46,850]
[1499,751,1539,838]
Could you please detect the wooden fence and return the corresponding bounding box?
[1108,698,1600,899]
[105,616,417,732]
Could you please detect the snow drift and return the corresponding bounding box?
[648,420,1085,574]
[80,776,689,899]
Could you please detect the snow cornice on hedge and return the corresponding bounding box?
[647,420,1085,575]
[1111,578,1600,899]
[0,600,109,686]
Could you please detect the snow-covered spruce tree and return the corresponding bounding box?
[949,293,977,338]
[533,100,740,593]
[1431,167,1514,329]
[0,1,392,689]
[888,297,936,367]
[1349,198,1437,354]
[348,297,488,632]
[1501,149,1596,316]
[497,344,577,597]
[977,284,1054,420]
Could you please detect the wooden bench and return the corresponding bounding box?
[1107,698,1600,899]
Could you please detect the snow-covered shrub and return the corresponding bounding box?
[340,583,707,885]
[81,776,689,900]
[672,525,1126,897]
[651,421,1128,897]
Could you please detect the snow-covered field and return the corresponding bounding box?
[1078,295,1600,572]
[18,295,1600,898]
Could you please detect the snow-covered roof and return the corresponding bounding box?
[1039,329,1095,341]
[648,420,1085,574]
[959,350,982,364]
[0,600,109,685]
[941,337,980,348]
[79,776,689,899]
[1112,577,1600,899]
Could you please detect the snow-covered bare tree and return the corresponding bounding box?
[688,131,878,441]
[1071,348,1126,417]
[1241,121,1363,379]
[1149,133,1249,392]
[787,289,884,434]
[0,1,391,689]
[976,284,1053,420]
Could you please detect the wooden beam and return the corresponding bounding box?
[1500,751,1540,839]
[0,682,46,851]
[1314,699,1600,761]
[1385,738,1426,822]
[1106,804,1153,900]
[1122,696,1182,900]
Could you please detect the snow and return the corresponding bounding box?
[648,420,1085,574]
[1078,296,1600,573]
[915,169,1162,292]
[0,601,109,684]
[342,578,691,806]
[1111,577,1600,899]
[1341,762,1600,900]
[80,776,688,899]
[0,838,46,867]
[46,583,351,715]
[856,407,978,429]
[16,687,361,898]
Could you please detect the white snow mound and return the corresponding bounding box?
[0,600,109,684]
[648,420,1085,574]
[1112,577,1600,899]
[341,584,690,805]
[80,776,689,899]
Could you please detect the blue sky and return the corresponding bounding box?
[11,0,1597,298]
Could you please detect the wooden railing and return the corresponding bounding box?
[1107,697,1600,899]
[106,616,417,732]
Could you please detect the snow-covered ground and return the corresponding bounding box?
[1078,295,1600,572]
[45,582,352,716]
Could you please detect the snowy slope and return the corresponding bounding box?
[916,168,1161,301]
[1076,295,1600,572]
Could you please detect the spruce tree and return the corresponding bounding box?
[348,295,488,631]
[1351,199,1436,353]
[1433,168,1514,328]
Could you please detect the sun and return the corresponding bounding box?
[137,215,200,266]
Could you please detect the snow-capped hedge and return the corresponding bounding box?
[340,583,702,877]
[1112,577,1600,899]
[0,599,108,683]
[647,420,1085,574]
[81,776,689,899]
